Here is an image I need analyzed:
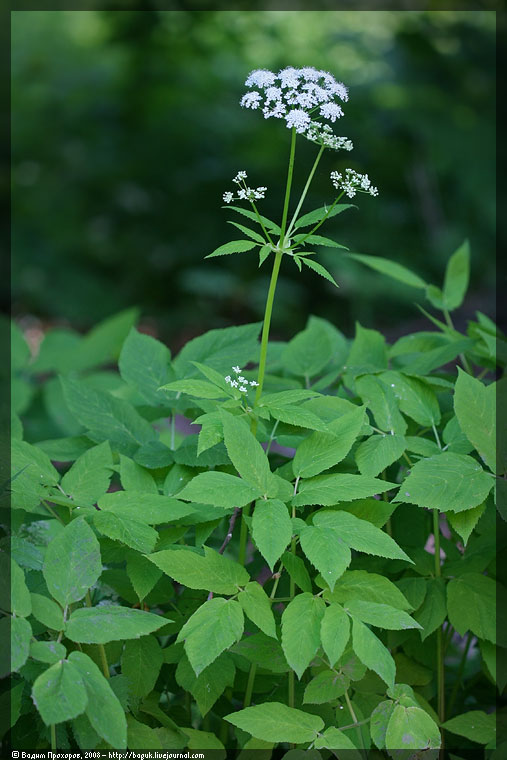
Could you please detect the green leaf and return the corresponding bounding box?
[346,323,388,374]
[126,715,163,749]
[258,244,271,266]
[326,570,412,610]
[226,205,281,233]
[119,328,171,406]
[11,616,32,672]
[94,511,159,554]
[227,220,267,244]
[370,699,395,749]
[43,517,102,607]
[231,632,290,673]
[447,502,486,545]
[413,578,447,640]
[447,572,496,643]
[147,546,249,594]
[355,374,407,434]
[282,320,332,378]
[344,599,421,630]
[32,659,88,726]
[348,253,427,289]
[30,640,66,665]
[259,390,321,406]
[294,203,354,230]
[206,239,258,258]
[177,471,261,508]
[69,651,127,749]
[379,371,441,427]
[11,558,32,617]
[66,606,166,644]
[315,727,361,755]
[121,635,164,698]
[351,616,395,689]
[30,593,65,631]
[303,668,349,704]
[221,410,271,493]
[294,233,347,249]
[36,436,93,463]
[238,582,277,638]
[176,598,244,676]
[69,308,139,372]
[314,511,412,563]
[293,473,396,507]
[60,441,113,505]
[401,337,474,376]
[252,499,292,571]
[281,552,312,593]
[320,603,350,667]
[119,455,159,493]
[176,654,235,716]
[97,491,196,524]
[225,702,324,744]
[173,322,261,379]
[293,404,365,478]
[159,379,229,399]
[10,439,59,511]
[60,376,155,456]
[385,704,441,752]
[264,403,329,431]
[454,368,496,472]
[394,452,494,512]
[355,434,406,478]
[126,552,163,601]
[443,710,496,745]
[299,525,351,591]
[443,240,470,311]
[300,257,339,287]
[281,592,325,678]
[336,498,397,529]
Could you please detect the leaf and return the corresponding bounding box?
[10,439,59,511]
[294,203,354,230]
[454,368,496,472]
[443,240,470,311]
[65,606,166,644]
[394,452,494,512]
[251,499,292,571]
[176,654,235,717]
[326,570,412,610]
[344,599,422,630]
[447,502,486,545]
[173,322,261,379]
[303,669,349,703]
[30,640,67,665]
[295,233,347,249]
[60,376,155,456]
[69,308,139,372]
[351,616,395,689]
[126,552,163,601]
[413,578,447,640]
[355,374,407,434]
[300,257,339,287]
[69,651,127,749]
[281,592,325,678]
[299,525,351,591]
[355,434,406,478]
[264,403,329,431]
[258,390,320,406]
[401,337,474,376]
[60,441,113,505]
[147,546,249,594]
[30,593,65,631]
[176,598,244,676]
[119,455,159,493]
[226,205,281,233]
[11,558,32,617]
[238,582,277,638]
[293,473,396,507]
[206,239,258,258]
[221,410,271,494]
[121,635,164,699]
[385,704,441,752]
[370,699,395,749]
[231,632,290,673]
[447,572,496,643]
[379,371,441,427]
[258,244,271,266]
[442,710,496,745]
[177,471,261,508]
[159,379,229,400]
[315,727,361,755]
[348,253,427,289]
[93,511,159,554]
[119,328,171,406]
[43,517,102,607]
[314,511,412,563]
[227,220,267,244]
[225,702,324,744]
[346,323,388,374]
[320,603,350,667]
[126,715,163,749]
[32,660,88,726]
[281,552,313,593]
[293,404,365,478]
[11,616,32,672]
[97,491,196,524]
[282,320,332,378]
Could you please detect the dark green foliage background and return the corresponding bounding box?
[12,10,495,340]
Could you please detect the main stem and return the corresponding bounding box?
[433,509,445,748]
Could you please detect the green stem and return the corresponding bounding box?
[265,419,279,455]
[280,127,297,244]
[443,308,472,374]
[344,689,365,752]
[433,510,445,735]
[86,591,109,679]
[286,144,325,238]
[243,662,258,709]
[238,504,250,567]
[51,724,56,750]
[296,190,346,245]
[249,200,274,245]
[447,633,473,718]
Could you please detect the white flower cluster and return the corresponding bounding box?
[330,168,379,198]
[223,171,267,205]
[240,67,352,150]
[225,365,259,394]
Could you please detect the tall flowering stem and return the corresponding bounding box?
[286,144,325,239]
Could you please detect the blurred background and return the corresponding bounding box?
[11,9,496,349]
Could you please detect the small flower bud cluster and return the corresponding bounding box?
[330,168,379,198]
[240,67,352,151]
[223,171,267,205]
[225,366,259,394]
